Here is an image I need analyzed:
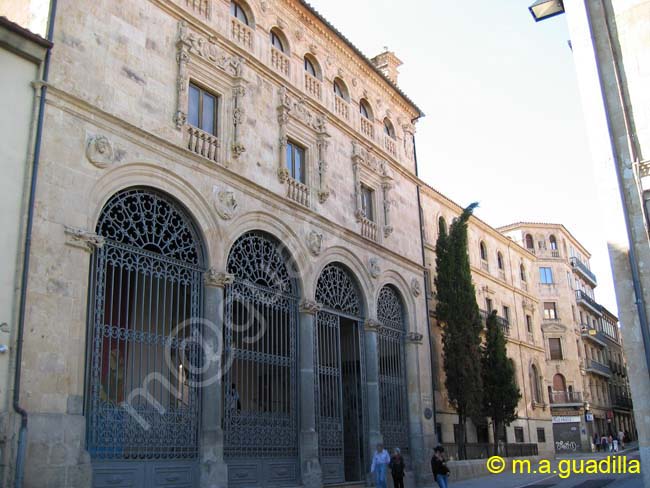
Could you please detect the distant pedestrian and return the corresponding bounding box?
[608,434,614,452]
[389,448,405,488]
[618,430,625,449]
[371,443,390,488]
[431,446,450,488]
[601,435,608,452]
[613,438,619,452]
[593,433,600,452]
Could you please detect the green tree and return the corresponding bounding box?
[435,202,483,460]
[481,310,521,453]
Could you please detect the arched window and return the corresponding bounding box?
[223,231,300,482]
[480,241,488,261]
[438,216,447,236]
[230,0,249,25]
[86,188,205,474]
[377,285,408,454]
[304,55,321,79]
[553,373,566,392]
[383,118,395,139]
[549,234,558,250]
[525,233,534,250]
[497,251,504,270]
[530,364,542,403]
[520,264,526,281]
[270,29,285,52]
[333,77,349,101]
[359,98,372,120]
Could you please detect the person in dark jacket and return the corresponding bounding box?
[389,448,405,488]
[431,446,450,488]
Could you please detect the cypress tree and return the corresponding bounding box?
[434,202,483,460]
[482,310,521,453]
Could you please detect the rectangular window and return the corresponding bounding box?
[543,302,557,320]
[539,267,554,284]
[526,314,533,333]
[188,82,218,135]
[514,427,525,443]
[361,185,374,221]
[285,140,305,183]
[502,306,510,323]
[537,428,546,443]
[486,298,493,313]
[549,337,563,360]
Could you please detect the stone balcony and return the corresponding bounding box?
[549,390,583,406]
[231,18,253,50]
[359,215,378,242]
[383,135,396,157]
[286,177,309,207]
[185,125,220,163]
[571,257,597,287]
[334,97,349,121]
[304,72,321,100]
[360,117,374,140]
[271,47,289,76]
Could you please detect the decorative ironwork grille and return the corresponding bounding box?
[87,188,204,461]
[377,285,409,454]
[223,231,299,460]
[314,263,367,483]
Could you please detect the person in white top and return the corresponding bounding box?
[370,443,390,488]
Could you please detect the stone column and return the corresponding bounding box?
[200,270,234,488]
[364,319,383,468]
[405,330,429,486]
[299,300,322,488]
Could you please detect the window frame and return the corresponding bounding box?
[480,241,488,261]
[285,139,306,183]
[270,29,285,52]
[383,118,395,139]
[304,56,318,78]
[543,302,558,320]
[230,0,250,25]
[537,428,546,443]
[359,99,371,120]
[539,266,554,284]
[549,337,563,360]
[360,184,375,222]
[188,81,219,136]
[497,251,504,270]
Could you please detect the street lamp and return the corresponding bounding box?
[528,0,565,22]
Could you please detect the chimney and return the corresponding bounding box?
[371,47,403,85]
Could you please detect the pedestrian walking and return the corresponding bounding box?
[370,443,390,488]
[601,434,608,452]
[618,430,625,450]
[389,448,405,488]
[431,446,450,488]
[608,434,614,452]
[613,438,619,452]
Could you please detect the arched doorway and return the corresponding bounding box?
[315,263,367,484]
[223,231,300,487]
[86,187,205,487]
[377,285,409,454]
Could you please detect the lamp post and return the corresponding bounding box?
[528,0,565,22]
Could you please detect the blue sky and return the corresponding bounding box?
[309,0,618,313]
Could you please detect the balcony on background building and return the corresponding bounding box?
[570,257,597,287]
[585,359,611,378]
[360,117,374,140]
[608,361,627,377]
[611,394,633,410]
[575,290,602,316]
[271,47,290,76]
[549,390,583,406]
[334,97,349,121]
[581,325,608,347]
[383,135,396,157]
[479,310,510,336]
[231,18,253,50]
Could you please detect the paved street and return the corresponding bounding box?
[433,450,643,488]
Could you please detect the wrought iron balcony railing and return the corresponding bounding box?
[479,309,510,336]
[585,359,611,377]
[611,395,633,409]
[581,325,608,346]
[570,257,597,286]
[549,391,583,405]
[575,290,602,316]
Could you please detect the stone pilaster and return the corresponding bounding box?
[363,318,383,476]
[298,300,322,488]
[199,271,233,488]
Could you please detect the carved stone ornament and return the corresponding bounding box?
[383,226,394,238]
[295,29,304,41]
[86,135,115,168]
[64,225,105,252]
[368,258,380,279]
[260,1,268,13]
[300,299,321,315]
[307,230,323,256]
[180,23,244,77]
[407,331,424,344]
[309,44,318,54]
[213,188,238,220]
[410,277,422,297]
[276,18,287,29]
[364,319,381,331]
[204,269,235,288]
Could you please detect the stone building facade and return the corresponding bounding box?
[0,0,639,487]
[420,190,554,458]
[500,223,635,452]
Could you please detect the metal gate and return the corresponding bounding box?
[223,231,300,487]
[377,285,409,454]
[86,188,204,487]
[314,263,367,484]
